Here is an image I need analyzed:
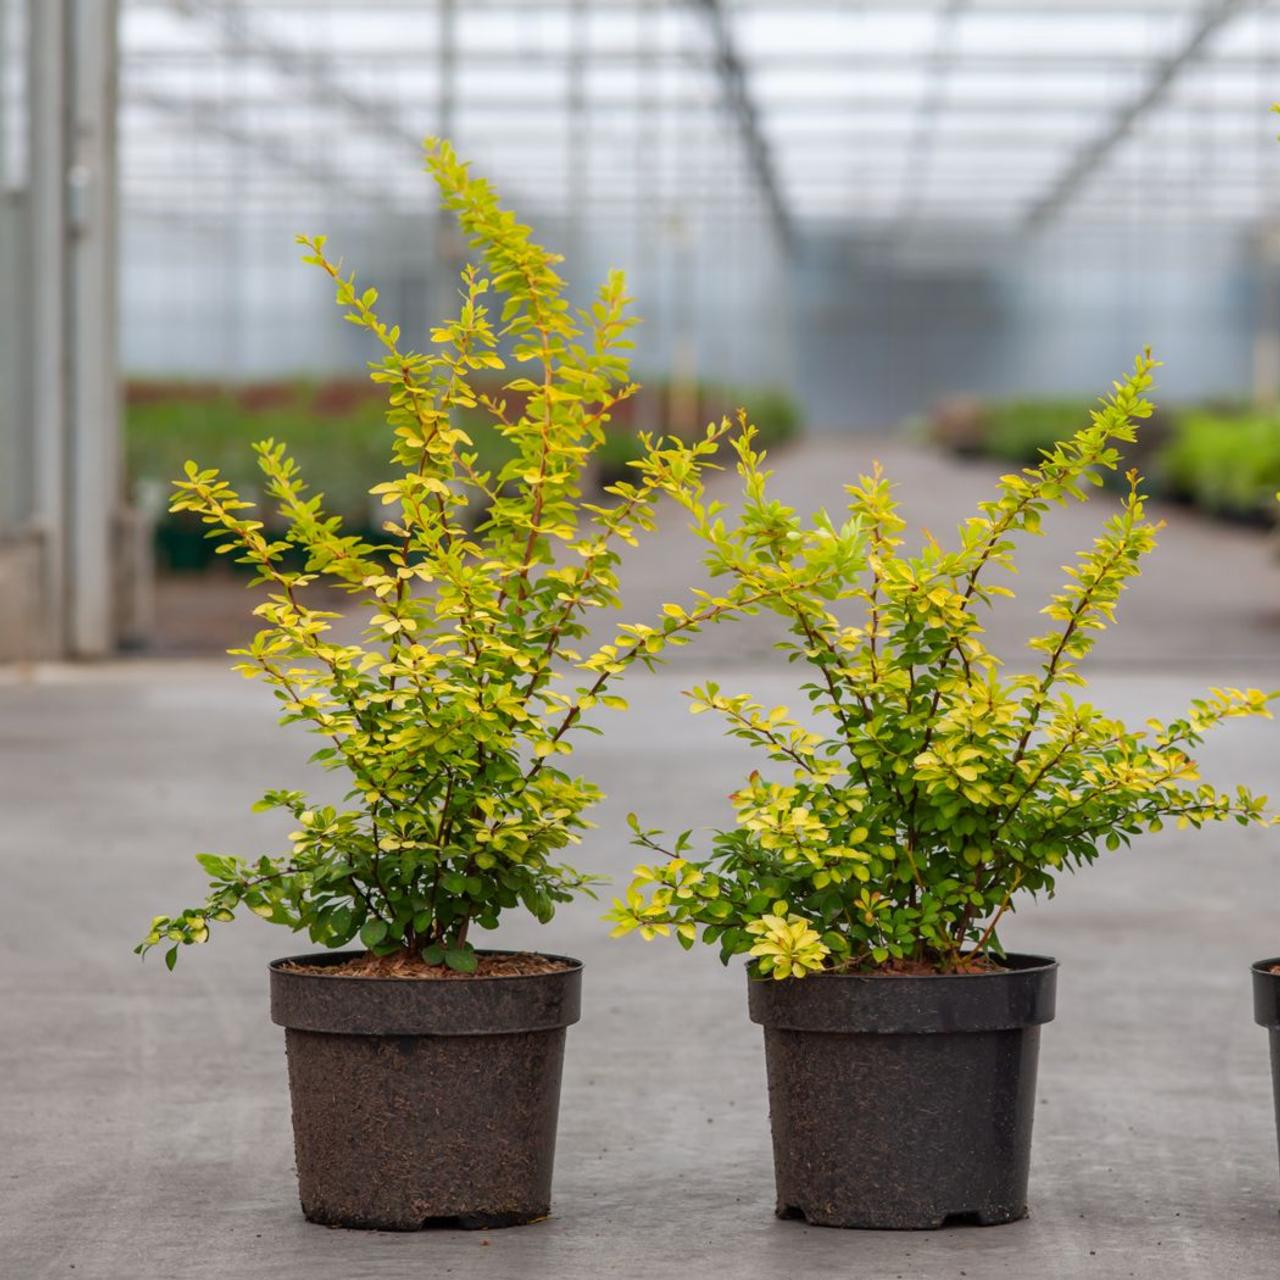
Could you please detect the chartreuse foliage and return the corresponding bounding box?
[137,140,787,973]
[608,352,1279,977]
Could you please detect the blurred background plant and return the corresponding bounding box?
[924,395,1280,528]
[129,378,803,573]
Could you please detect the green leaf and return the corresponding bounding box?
[360,919,389,949]
[444,948,478,973]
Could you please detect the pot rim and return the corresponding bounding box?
[1251,957,1280,976]
[269,947,584,983]
[270,949,584,1036]
[747,951,1058,1035]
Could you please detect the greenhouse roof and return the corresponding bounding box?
[115,0,1280,249]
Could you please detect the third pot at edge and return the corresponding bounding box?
[1251,958,1280,1191]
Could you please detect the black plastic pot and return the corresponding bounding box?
[269,950,582,1230]
[1251,958,1280,1184]
[747,953,1057,1230]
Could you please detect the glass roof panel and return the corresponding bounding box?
[116,0,1280,243]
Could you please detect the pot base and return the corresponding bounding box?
[777,1202,1026,1231]
[302,1205,548,1232]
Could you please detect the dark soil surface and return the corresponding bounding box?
[835,955,1007,977]
[280,950,572,980]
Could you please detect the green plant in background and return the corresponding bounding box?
[1162,409,1280,522]
[594,383,803,482]
[931,393,1172,493]
[982,398,1096,465]
[128,381,802,570]
[925,396,1094,466]
[137,140,785,972]
[127,385,516,530]
[609,352,1277,976]
[926,393,1280,527]
[128,382,521,576]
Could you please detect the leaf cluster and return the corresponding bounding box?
[138,140,763,972]
[608,353,1279,975]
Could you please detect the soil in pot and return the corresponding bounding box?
[279,950,568,979]
[747,953,1057,1230]
[270,948,582,1231]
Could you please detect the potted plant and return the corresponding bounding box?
[610,352,1277,1229]
[1253,482,1280,1187]
[136,140,757,1231]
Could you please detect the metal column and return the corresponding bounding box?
[28,0,69,656]
[23,0,128,659]
[67,0,123,656]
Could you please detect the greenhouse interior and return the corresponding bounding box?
[6,2,1280,1277]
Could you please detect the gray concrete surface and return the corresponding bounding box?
[5,440,1280,1280]
[606,436,1280,676]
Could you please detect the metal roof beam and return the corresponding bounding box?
[121,48,1280,73]
[128,90,391,206]
[116,86,1280,119]
[162,0,426,157]
[894,0,970,229]
[127,0,1243,12]
[122,127,1198,150]
[1022,0,1251,231]
[693,0,793,251]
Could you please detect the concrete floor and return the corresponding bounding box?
[5,440,1280,1279]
